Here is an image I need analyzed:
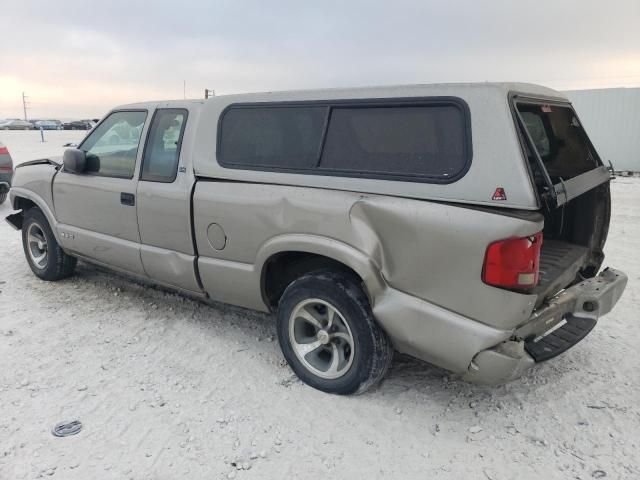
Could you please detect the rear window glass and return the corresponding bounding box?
[517,103,599,179]
[319,105,467,178]
[217,99,471,183]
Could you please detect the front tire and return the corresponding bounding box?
[21,208,77,281]
[277,270,393,395]
[0,192,7,205]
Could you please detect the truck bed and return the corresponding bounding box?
[534,240,589,305]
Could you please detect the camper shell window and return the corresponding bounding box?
[217,98,472,183]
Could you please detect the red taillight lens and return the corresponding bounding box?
[0,146,9,155]
[482,232,543,289]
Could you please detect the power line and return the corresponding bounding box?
[22,92,31,120]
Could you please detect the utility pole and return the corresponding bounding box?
[183,80,186,100]
[22,92,30,120]
[204,89,215,99]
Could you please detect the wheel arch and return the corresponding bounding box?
[10,188,61,243]
[257,234,386,311]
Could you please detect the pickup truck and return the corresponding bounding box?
[5,82,627,394]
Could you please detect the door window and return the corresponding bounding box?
[79,111,147,178]
[140,109,188,182]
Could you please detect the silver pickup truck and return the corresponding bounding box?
[5,82,627,394]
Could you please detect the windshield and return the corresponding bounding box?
[517,103,600,180]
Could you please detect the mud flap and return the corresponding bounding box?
[5,212,23,230]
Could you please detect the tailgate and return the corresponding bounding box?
[512,94,614,304]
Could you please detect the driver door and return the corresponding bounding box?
[53,110,150,275]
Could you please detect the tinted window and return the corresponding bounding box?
[320,105,467,179]
[80,111,147,178]
[517,103,598,178]
[520,112,550,157]
[219,107,327,168]
[217,99,471,183]
[141,109,187,182]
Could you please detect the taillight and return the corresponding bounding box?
[0,146,8,155]
[482,232,543,289]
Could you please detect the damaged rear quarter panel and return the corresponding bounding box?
[349,196,541,330]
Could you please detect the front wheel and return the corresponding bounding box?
[0,192,7,205]
[277,270,393,395]
[21,208,77,281]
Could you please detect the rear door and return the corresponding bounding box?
[53,110,149,275]
[135,108,201,293]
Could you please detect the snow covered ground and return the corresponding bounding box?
[0,130,88,166]
[0,131,638,479]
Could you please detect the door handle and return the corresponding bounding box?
[120,192,135,206]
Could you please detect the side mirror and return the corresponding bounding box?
[63,148,86,174]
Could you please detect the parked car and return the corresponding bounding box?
[4,83,628,394]
[0,141,13,204]
[0,119,34,130]
[34,120,63,130]
[62,120,93,130]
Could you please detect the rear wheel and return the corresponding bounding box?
[21,208,76,281]
[277,270,393,395]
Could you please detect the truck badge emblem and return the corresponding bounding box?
[492,187,507,201]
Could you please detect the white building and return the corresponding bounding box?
[565,87,640,172]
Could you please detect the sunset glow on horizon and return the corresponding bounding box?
[1,1,639,120]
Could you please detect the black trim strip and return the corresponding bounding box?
[15,158,61,169]
[189,178,206,294]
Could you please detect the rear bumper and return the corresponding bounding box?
[463,267,628,384]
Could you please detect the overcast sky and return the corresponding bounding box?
[1,0,639,119]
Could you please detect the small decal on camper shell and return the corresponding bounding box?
[492,187,507,201]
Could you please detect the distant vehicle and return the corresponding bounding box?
[0,119,34,130]
[34,120,63,130]
[62,120,93,130]
[0,141,13,204]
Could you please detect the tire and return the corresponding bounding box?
[0,192,6,205]
[21,208,77,281]
[277,270,393,395]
